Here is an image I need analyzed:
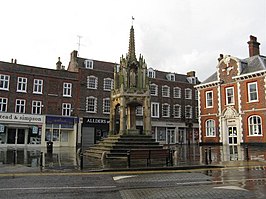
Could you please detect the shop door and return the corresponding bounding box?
[228,126,237,145]
[178,129,185,144]
[7,128,16,144]
[7,128,25,144]
[17,129,25,144]
[166,129,175,144]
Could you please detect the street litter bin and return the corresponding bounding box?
[47,141,53,153]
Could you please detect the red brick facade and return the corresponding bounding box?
[196,36,266,145]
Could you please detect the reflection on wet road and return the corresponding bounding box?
[0,145,265,171]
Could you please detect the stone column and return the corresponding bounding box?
[119,99,127,135]
[127,105,136,130]
[143,96,151,135]
[109,105,115,135]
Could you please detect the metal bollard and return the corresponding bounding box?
[208,147,212,164]
[80,152,84,170]
[40,152,43,171]
[13,150,16,165]
[245,146,249,161]
[205,148,208,165]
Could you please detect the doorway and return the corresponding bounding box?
[166,128,176,144]
[228,126,237,145]
[7,128,25,144]
[178,129,185,144]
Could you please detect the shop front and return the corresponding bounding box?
[0,112,44,146]
[151,121,199,145]
[44,116,78,147]
[81,117,110,147]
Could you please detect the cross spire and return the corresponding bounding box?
[128,25,137,63]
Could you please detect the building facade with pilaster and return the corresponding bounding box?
[195,36,266,145]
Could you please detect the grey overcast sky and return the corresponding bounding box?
[0,0,265,81]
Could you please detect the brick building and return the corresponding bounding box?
[0,59,79,147]
[0,25,199,148]
[68,26,199,147]
[195,36,266,145]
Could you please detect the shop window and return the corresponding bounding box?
[45,129,52,141]
[156,128,166,141]
[53,129,59,141]
[28,126,41,144]
[45,124,73,142]
[61,130,69,142]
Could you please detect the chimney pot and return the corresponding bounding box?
[248,35,260,57]
[187,71,196,77]
[71,50,78,60]
[218,54,224,62]
[56,57,62,70]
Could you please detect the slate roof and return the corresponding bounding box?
[241,55,266,74]
[201,55,266,85]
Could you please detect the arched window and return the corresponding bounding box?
[248,115,262,136]
[206,119,215,137]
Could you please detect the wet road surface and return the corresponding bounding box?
[0,165,265,199]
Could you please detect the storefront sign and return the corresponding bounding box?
[85,118,110,124]
[32,126,38,134]
[0,124,4,133]
[0,113,44,124]
[46,116,74,125]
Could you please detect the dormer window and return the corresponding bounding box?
[147,68,155,78]
[166,73,175,81]
[187,77,197,84]
[85,60,93,69]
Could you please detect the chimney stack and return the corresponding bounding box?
[56,57,62,70]
[218,54,224,62]
[248,35,260,57]
[187,71,196,77]
[71,50,78,61]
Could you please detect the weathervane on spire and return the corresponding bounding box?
[132,16,135,26]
